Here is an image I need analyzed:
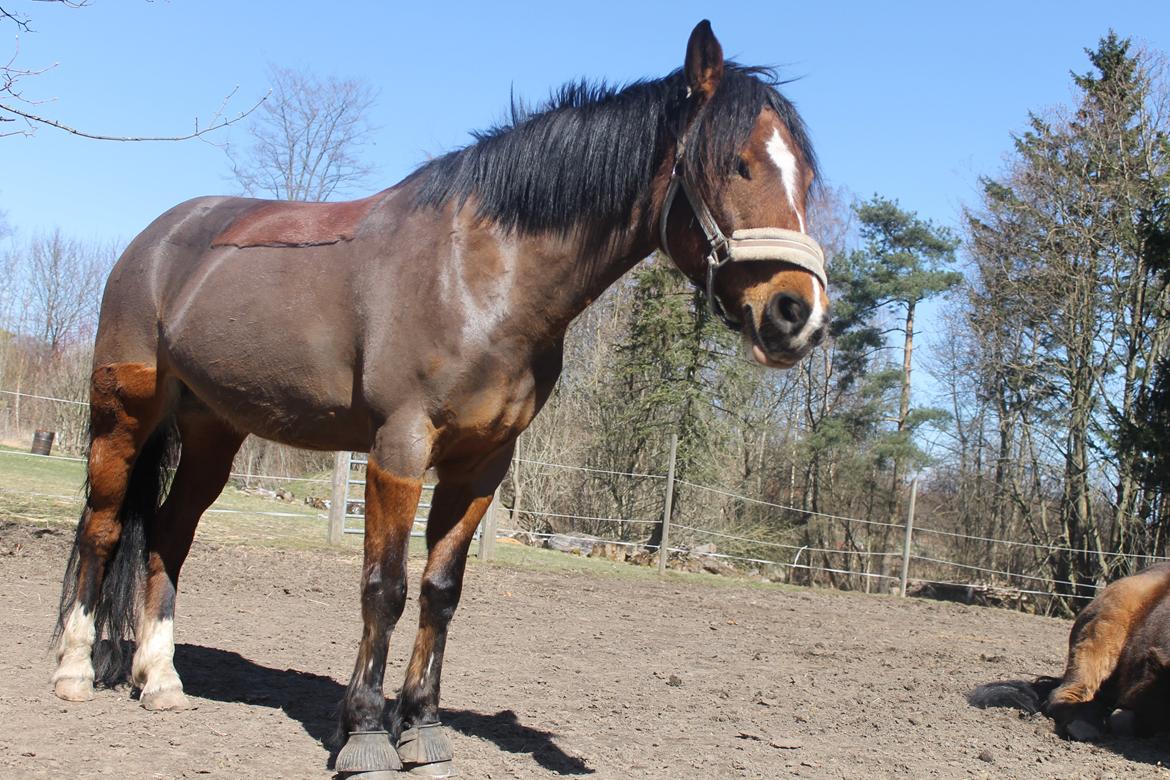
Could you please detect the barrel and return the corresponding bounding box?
[31,429,55,456]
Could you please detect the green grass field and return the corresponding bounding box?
[0,444,792,589]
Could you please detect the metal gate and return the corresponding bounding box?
[339,451,435,536]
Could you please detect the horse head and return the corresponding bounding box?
[660,21,829,368]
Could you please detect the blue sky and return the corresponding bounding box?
[4,0,1168,244]
[2,0,1168,403]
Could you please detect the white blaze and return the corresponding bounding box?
[765,128,805,233]
[801,275,827,347]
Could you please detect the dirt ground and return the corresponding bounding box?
[1,521,1168,780]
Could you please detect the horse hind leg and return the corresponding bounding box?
[132,412,244,711]
[53,363,173,702]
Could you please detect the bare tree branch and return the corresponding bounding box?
[226,64,378,201]
[0,89,268,141]
[1,0,267,141]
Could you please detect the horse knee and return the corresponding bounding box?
[363,571,408,624]
[420,571,462,622]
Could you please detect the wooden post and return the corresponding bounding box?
[511,437,524,527]
[479,485,501,561]
[657,433,678,576]
[899,476,919,597]
[327,451,348,544]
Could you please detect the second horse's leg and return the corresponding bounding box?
[335,453,424,774]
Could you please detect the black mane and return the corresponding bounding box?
[411,63,818,243]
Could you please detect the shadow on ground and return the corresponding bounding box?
[175,644,592,775]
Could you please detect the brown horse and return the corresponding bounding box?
[969,563,1170,740]
[52,21,828,777]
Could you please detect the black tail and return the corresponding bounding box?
[967,676,1062,715]
[54,420,178,686]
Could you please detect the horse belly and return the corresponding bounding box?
[159,251,369,449]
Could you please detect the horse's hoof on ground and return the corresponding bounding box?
[1065,718,1102,741]
[53,676,94,702]
[335,731,402,774]
[1109,708,1137,736]
[397,723,455,777]
[140,687,191,711]
[405,759,456,777]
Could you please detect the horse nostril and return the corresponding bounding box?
[767,292,810,334]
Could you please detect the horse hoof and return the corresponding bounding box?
[140,687,192,711]
[1065,718,1102,741]
[1109,708,1137,737]
[335,731,402,774]
[406,759,456,777]
[53,676,94,702]
[398,723,455,777]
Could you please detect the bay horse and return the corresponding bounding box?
[970,563,1170,740]
[52,20,829,777]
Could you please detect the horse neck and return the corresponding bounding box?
[503,212,660,341]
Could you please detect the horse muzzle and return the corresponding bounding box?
[744,286,829,368]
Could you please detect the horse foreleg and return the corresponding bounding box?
[335,455,423,775]
[54,363,168,702]
[132,415,243,711]
[392,452,510,777]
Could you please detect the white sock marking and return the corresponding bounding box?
[132,616,181,693]
[53,604,96,683]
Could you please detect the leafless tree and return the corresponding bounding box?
[227,65,378,202]
[1,1,262,140]
[24,229,112,356]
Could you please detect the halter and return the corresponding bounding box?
[658,134,828,330]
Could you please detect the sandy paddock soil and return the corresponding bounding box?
[1,521,1168,780]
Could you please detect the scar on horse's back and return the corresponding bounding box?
[210,190,391,249]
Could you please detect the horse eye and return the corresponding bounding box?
[736,157,751,179]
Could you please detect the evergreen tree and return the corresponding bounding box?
[965,32,1170,602]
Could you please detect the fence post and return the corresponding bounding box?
[899,476,919,597]
[657,433,678,576]
[327,451,348,544]
[479,484,501,561]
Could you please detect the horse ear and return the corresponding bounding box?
[684,20,724,101]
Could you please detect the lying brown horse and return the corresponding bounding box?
[970,563,1170,740]
[51,21,829,777]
